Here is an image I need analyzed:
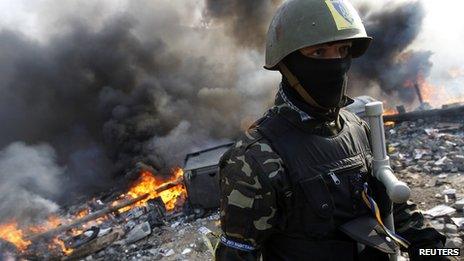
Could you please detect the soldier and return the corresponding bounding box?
[215,0,448,260]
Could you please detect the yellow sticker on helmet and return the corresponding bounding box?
[325,0,358,30]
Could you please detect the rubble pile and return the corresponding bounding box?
[386,118,464,250]
[56,203,220,261]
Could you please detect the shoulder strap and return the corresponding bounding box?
[257,112,294,143]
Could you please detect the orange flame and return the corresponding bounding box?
[0,216,71,254]
[0,221,31,251]
[76,209,89,219]
[383,108,397,116]
[403,73,464,108]
[121,168,186,212]
[51,237,73,255]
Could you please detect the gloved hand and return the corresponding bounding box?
[403,227,451,261]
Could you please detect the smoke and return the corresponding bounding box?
[349,1,433,105]
[203,0,435,107]
[203,0,282,50]
[0,142,61,224]
[0,0,276,212]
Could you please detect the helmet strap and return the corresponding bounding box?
[278,63,330,111]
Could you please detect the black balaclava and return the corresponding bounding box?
[282,51,352,109]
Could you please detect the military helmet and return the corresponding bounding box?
[265,0,372,70]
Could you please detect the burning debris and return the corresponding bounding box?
[0,167,188,259]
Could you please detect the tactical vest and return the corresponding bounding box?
[257,109,390,261]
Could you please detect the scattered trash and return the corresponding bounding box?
[454,199,464,209]
[171,221,181,228]
[124,222,152,244]
[182,248,192,255]
[424,205,456,218]
[442,188,457,203]
[445,237,463,248]
[451,217,464,228]
[161,249,175,257]
[445,223,458,234]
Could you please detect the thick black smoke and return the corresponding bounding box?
[0,0,277,220]
[349,1,433,104]
[204,0,283,50]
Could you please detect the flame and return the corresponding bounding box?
[0,167,186,255]
[27,215,62,234]
[0,216,71,255]
[383,108,397,116]
[76,209,89,219]
[384,121,395,127]
[0,221,31,251]
[50,237,73,255]
[121,168,186,212]
[70,227,84,237]
[403,73,464,108]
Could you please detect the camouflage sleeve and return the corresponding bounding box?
[215,128,284,260]
[359,116,448,260]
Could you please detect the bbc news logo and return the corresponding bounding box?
[419,248,460,256]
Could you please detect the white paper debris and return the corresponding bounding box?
[182,248,192,255]
[424,204,456,218]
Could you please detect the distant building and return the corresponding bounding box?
[183,142,234,209]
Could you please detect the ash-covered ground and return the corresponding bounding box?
[387,117,464,259]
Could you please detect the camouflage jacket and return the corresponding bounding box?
[215,87,446,260]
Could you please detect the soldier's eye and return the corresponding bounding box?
[311,48,325,57]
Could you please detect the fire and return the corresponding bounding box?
[0,167,186,256]
[384,108,397,116]
[27,215,62,234]
[76,209,89,218]
[0,216,65,252]
[417,76,464,107]
[0,221,31,251]
[51,237,73,255]
[384,121,395,127]
[122,168,186,212]
[403,73,464,108]
[416,75,434,103]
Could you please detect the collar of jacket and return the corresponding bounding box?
[269,84,355,136]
